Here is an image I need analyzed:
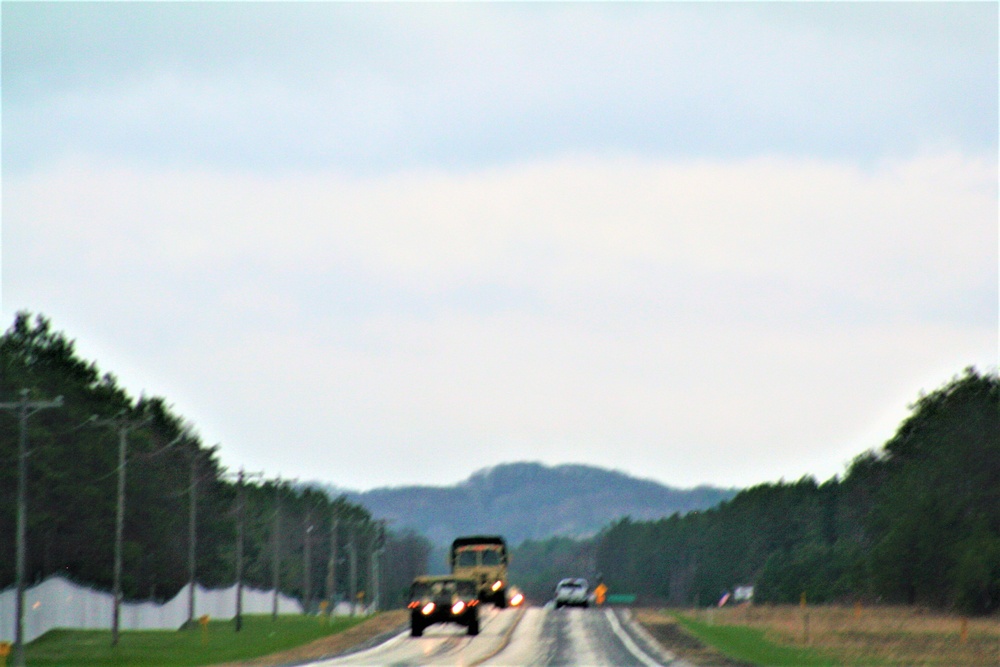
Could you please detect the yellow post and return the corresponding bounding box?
[960,617,968,644]
[199,614,210,645]
[319,600,329,624]
[854,600,862,621]
[0,641,11,667]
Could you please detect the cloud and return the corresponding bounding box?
[5,3,996,173]
[4,152,995,488]
[10,153,995,319]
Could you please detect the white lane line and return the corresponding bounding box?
[309,629,410,665]
[604,608,664,667]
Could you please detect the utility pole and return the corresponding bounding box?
[347,522,358,616]
[91,411,151,647]
[0,389,63,667]
[271,482,281,620]
[235,468,246,631]
[369,526,378,613]
[303,507,314,615]
[269,476,299,619]
[230,467,262,631]
[114,425,126,643]
[186,445,205,626]
[371,521,385,613]
[270,476,289,620]
[325,511,339,615]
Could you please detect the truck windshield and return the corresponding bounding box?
[481,549,502,566]
[457,550,478,567]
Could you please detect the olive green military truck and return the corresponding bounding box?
[450,535,509,608]
[407,575,480,637]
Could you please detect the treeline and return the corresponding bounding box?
[0,312,430,611]
[593,367,999,615]
[509,536,596,602]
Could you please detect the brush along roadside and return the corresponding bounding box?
[638,605,1000,667]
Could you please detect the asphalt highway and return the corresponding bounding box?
[311,604,692,666]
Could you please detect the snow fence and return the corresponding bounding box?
[0,576,303,643]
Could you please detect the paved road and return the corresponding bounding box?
[311,605,691,666]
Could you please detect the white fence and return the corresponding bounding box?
[0,576,303,643]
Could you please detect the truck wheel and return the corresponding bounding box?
[467,618,479,635]
[495,589,507,608]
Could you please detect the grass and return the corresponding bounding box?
[669,604,1000,666]
[22,614,367,667]
[673,612,841,666]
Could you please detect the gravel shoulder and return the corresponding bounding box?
[208,610,409,667]
[633,609,754,667]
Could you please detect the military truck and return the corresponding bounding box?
[407,575,480,637]
[450,535,509,608]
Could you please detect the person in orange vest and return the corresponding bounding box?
[594,577,608,606]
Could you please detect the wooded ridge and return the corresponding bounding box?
[322,462,737,548]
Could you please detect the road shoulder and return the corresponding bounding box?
[633,609,754,667]
[208,610,409,667]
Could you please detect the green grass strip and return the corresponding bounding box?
[673,613,841,667]
[24,613,368,667]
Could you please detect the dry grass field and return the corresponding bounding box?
[679,603,1000,666]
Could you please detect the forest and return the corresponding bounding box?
[3,312,997,617]
[513,366,999,615]
[0,312,430,611]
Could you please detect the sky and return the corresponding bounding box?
[2,2,997,492]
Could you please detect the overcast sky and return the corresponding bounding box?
[3,2,997,491]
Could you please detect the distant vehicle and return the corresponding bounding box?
[554,578,589,608]
[407,575,480,637]
[450,535,509,607]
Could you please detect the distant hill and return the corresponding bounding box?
[323,462,737,548]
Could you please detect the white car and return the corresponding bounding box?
[554,578,589,608]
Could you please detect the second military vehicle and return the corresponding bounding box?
[450,535,509,607]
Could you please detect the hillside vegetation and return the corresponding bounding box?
[336,462,736,547]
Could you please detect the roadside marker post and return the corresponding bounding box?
[800,592,809,644]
